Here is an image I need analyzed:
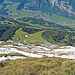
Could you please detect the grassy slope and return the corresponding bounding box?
[12,28,75,46]
[0,57,75,75]
[1,20,15,26]
[12,28,46,44]
[26,31,46,44]
[50,14,75,25]
[12,28,27,43]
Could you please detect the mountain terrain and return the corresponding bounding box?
[0,0,75,46]
[0,0,75,18]
[0,15,74,46]
[0,1,75,75]
[0,0,75,28]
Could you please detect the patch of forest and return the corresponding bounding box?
[0,16,74,44]
[42,30,75,46]
[19,17,73,30]
[0,25,41,41]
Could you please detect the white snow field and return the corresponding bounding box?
[0,44,75,61]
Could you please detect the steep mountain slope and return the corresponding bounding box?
[1,0,75,19]
[0,0,75,28]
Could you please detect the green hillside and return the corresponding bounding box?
[0,16,74,46]
[42,30,75,46]
[11,27,75,46]
[12,28,46,44]
[26,31,46,44]
[12,28,27,43]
